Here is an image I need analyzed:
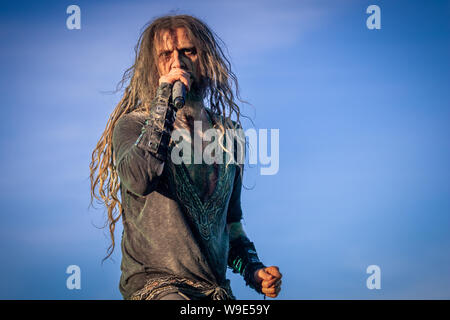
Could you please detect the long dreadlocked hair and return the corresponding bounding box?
[89,14,248,261]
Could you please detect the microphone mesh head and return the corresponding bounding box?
[174,97,185,109]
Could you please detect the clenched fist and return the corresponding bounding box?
[254,266,282,298]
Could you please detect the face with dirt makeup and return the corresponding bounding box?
[155,27,202,95]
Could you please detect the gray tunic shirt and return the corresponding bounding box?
[112,110,243,299]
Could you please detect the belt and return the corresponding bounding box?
[129,274,235,300]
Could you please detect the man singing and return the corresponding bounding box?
[90,14,282,300]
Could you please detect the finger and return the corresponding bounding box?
[265,286,281,299]
[272,279,282,288]
[263,277,282,288]
[262,279,276,288]
[181,77,191,91]
[257,269,274,281]
[166,69,191,88]
[180,78,190,90]
[261,280,272,288]
[265,266,282,279]
[261,287,276,294]
[171,68,188,78]
[172,71,190,90]
[180,71,192,88]
[168,68,185,78]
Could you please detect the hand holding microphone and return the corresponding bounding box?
[158,68,192,110]
[142,69,191,161]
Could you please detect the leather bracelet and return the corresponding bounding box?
[135,83,177,161]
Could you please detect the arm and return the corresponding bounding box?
[226,159,282,298]
[227,222,282,298]
[227,221,246,240]
[113,67,193,197]
[112,82,176,197]
[225,163,268,294]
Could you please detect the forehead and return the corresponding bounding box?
[155,27,194,52]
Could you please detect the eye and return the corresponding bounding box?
[159,51,172,59]
[183,48,197,56]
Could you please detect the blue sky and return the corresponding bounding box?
[0,0,449,299]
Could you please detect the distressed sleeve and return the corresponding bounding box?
[112,112,165,197]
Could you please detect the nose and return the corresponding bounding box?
[171,49,181,69]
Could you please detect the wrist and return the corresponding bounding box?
[157,81,173,90]
[227,235,266,294]
[244,262,266,294]
[155,82,173,104]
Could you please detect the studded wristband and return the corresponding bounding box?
[135,82,177,161]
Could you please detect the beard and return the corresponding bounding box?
[185,75,207,103]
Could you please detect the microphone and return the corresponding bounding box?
[172,81,186,109]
